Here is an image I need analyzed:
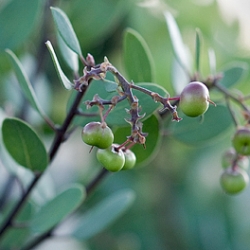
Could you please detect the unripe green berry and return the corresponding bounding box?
[96,144,125,172]
[122,149,136,170]
[179,81,211,117]
[220,168,249,195]
[232,127,250,156]
[82,122,114,149]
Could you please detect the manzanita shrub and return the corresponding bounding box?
[0,1,250,249]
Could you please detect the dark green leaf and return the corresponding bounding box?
[114,114,162,165]
[0,0,41,51]
[103,79,119,93]
[195,28,201,72]
[72,79,168,127]
[218,62,248,88]
[5,49,47,118]
[2,118,48,172]
[51,7,82,56]
[31,184,86,233]
[123,28,154,83]
[164,11,189,72]
[45,41,74,90]
[57,31,79,72]
[73,189,135,240]
[170,105,233,145]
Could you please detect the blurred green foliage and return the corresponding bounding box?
[1,0,250,249]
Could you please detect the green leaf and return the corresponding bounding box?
[2,118,48,172]
[123,28,154,83]
[218,62,248,88]
[0,0,41,51]
[31,184,86,233]
[170,105,233,145]
[103,79,119,93]
[45,41,74,90]
[195,28,201,72]
[164,12,189,73]
[57,31,79,72]
[51,7,82,56]
[114,114,162,166]
[72,79,169,127]
[5,49,47,118]
[73,189,135,240]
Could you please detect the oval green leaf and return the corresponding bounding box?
[5,49,47,118]
[45,41,74,90]
[57,31,79,73]
[51,7,82,56]
[218,62,248,88]
[2,118,48,172]
[114,114,162,166]
[72,80,168,127]
[73,189,135,240]
[169,104,234,145]
[123,28,155,83]
[0,0,41,51]
[31,184,86,233]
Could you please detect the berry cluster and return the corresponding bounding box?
[82,121,136,172]
[220,127,250,194]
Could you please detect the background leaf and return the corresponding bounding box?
[45,41,74,90]
[2,118,48,172]
[0,0,42,51]
[169,105,233,145]
[123,28,154,83]
[195,28,201,72]
[73,189,135,240]
[51,7,82,56]
[164,11,190,73]
[31,184,86,233]
[5,50,47,118]
[218,62,248,88]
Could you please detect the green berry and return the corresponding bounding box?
[122,149,136,170]
[220,168,249,195]
[96,144,125,172]
[179,81,211,117]
[82,122,114,149]
[232,127,250,156]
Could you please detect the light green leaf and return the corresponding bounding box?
[51,7,82,56]
[218,62,248,88]
[45,41,74,90]
[57,31,79,72]
[123,28,154,83]
[170,105,233,145]
[31,184,86,233]
[0,0,41,51]
[73,189,135,240]
[164,12,189,73]
[208,48,216,75]
[2,118,48,172]
[5,49,47,118]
